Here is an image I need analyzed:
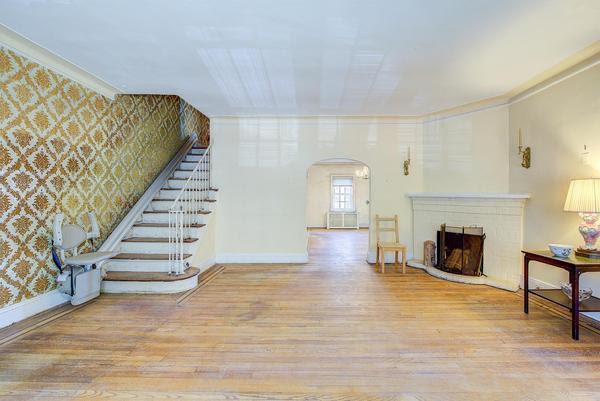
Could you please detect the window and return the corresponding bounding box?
[331,176,355,211]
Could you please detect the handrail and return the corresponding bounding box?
[168,143,211,275]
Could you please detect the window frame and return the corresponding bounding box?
[330,175,356,212]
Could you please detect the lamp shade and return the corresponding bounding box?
[563,178,600,213]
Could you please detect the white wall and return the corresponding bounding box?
[190,208,218,272]
[306,163,370,228]
[423,106,510,192]
[212,117,423,262]
[509,64,600,311]
[211,63,600,322]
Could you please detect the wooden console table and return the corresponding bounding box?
[522,250,600,340]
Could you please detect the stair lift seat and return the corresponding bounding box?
[53,212,117,305]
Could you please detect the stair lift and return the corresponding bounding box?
[52,212,117,305]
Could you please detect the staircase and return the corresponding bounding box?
[102,144,217,293]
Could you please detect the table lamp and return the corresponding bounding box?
[563,178,600,258]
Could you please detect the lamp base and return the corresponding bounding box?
[575,247,600,259]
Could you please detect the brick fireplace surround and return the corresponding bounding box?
[407,193,530,291]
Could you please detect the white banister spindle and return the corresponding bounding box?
[168,144,211,275]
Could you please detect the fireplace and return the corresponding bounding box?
[408,193,529,291]
[436,224,485,276]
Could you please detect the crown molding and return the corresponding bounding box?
[421,41,600,122]
[0,24,120,99]
[509,42,600,105]
[420,95,509,123]
[1,22,596,119]
[213,45,599,124]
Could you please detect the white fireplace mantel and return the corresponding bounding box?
[407,193,530,291]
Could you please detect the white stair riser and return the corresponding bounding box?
[141,213,208,224]
[189,148,206,155]
[173,170,210,179]
[179,161,209,170]
[130,225,204,238]
[105,259,190,273]
[151,200,216,211]
[157,189,217,199]
[101,274,198,294]
[119,241,196,254]
[167,179,210,189]
[184,154,209,162]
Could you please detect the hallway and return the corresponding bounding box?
[308,228,369,264]
[0,231,599,400]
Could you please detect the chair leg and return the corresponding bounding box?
[395,251,399,265]
[380,249,385,274]
[376,245,380,266]
[402,248,407,274]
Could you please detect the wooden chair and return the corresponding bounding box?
[375,214,407,273]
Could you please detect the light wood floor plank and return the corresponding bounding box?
[0,229,598,400]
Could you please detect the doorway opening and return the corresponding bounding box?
[306,159,370,263]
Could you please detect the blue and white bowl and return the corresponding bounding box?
[560,282,592,301]
[548,244,573,258]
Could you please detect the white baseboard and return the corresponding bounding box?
[0,290,69,329]
[196,257,217,273]
[307,226,369,229]
[521,275,558,290]
[216,253,308,264]
[367,250,414,264]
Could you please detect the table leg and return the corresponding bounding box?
[571,270,579,340]
[524,255,529,314]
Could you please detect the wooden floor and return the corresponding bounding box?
[1,229,599,400]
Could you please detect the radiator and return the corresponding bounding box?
[326,212,359,229]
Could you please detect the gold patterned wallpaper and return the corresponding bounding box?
[0,46,209,308]
[181,99,210,146]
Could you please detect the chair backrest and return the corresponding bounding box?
[375,214,399,244]
[58,224,88,251]
[52,212,100,254]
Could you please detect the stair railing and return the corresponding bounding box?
[168,144,211,275]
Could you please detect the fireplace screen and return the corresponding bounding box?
[436,224,485,276]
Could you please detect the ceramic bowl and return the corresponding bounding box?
[548,244,573,258]
[560,282,593,302]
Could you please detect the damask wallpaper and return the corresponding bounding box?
[181,99,210,146]
[0,46,209,308]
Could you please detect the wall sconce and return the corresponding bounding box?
[518,129,531,169]
[403,146,411,176]
[355,165,369,180]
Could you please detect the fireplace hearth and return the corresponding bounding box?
[436,224,485,276]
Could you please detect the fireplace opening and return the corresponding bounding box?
[436,224,485,276]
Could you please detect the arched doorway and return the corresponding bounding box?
[305,159,371,263]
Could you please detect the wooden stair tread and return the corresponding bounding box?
[111,253,192,260]
[133,223,206,228]
[191,146,207,149]
[153,198,216,202]
[122,237,198,243]
[159,188,215,192]
[163,185,217,189]
[143,210,211,214]
[104,267,200,282]
[169,177,209,181]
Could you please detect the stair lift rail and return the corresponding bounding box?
[168,144,211,275]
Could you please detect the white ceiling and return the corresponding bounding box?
[1,0,598,116]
